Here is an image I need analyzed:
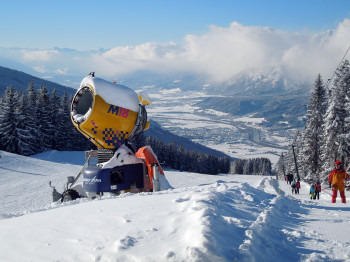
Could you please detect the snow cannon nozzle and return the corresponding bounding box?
[70,74,151,150]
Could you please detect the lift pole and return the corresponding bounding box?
[292,145,300,182]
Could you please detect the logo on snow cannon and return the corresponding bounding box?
[70,74,150,149]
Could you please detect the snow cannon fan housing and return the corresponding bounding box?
[71,73,151,149]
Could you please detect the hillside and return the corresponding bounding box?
[0,65,77,96]
[146,120,231,159]
[196,94,309,128]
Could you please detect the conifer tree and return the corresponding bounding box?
[16,92,35,155]
[274,152,287,180]
[26,80,40,154]
[338,61,350,168]
[36,84,52,151]
[50,89,61,150]
[56,92,70,150]
[322,60,349,172]
[0,86,19,153]
[302,74,327,180]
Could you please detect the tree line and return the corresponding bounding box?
[0,80,230,174]
[136,136,231,175]
[230,158,272,176]
[274,60,350,183]
[0,80,92,155]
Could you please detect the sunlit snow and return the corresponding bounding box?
[1,150,350,261]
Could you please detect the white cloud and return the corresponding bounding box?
[4,19,350,84]
[89,19,350,83]
[90,42,182,75]
[33,66,47,73]
[54,68,68,75]
[21,49,59,61]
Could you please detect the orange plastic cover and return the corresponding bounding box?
[135,146,164,188]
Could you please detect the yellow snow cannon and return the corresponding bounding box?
[70,72,151,149]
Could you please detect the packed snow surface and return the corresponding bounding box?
[1,150,350,261]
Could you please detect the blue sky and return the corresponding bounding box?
[1,0,349,50]
[1,0,350,85]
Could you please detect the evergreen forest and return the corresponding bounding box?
[274,60,350,183]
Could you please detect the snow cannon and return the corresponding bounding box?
[49,73,172,202]
[71,72,151,149]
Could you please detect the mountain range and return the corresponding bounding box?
[120,69,311,129]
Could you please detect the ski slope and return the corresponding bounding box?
[0,150,350,261]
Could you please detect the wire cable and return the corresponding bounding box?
[326,45,350,89]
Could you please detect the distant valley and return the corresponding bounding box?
[0,65,310,163]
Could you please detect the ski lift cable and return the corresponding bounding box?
[326,44,350,89]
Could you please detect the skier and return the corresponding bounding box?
[314,180,321,200]
[296,180,300,194]
[291,180,297,194]
[328,161,350,203]
[310,184,316,200]
[287,173,293,184]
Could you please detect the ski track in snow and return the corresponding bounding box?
[1,151,350,261]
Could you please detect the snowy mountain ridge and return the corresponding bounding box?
[116,66,311,97]
[221,66,310,95]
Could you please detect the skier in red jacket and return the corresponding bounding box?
[328,161,349,203]
[314,181,321,200]
[295,180,300,194]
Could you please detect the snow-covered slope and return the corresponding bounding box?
[0,150,82,215]
[0,150,350,261]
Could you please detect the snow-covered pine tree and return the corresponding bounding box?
[322,60,349,174]
[263,158,271,176]
[230,159,243,174]
[197,152,207,174]
[177,144,187,171]
[188,150,199,172]
[274,152,287,180]
[242,159,251,175]
[219,157,230,174]
[26,80,40,154]
[50,89,61,150]
[294,130,305,180]
[343,63,350,170]
[302,74,327,181]
[56,92,71,150]
[336,61,350,168]
[0,86,19,153]
[36,84,53,152]
[16,92,36,156]
[284,130,303,181]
